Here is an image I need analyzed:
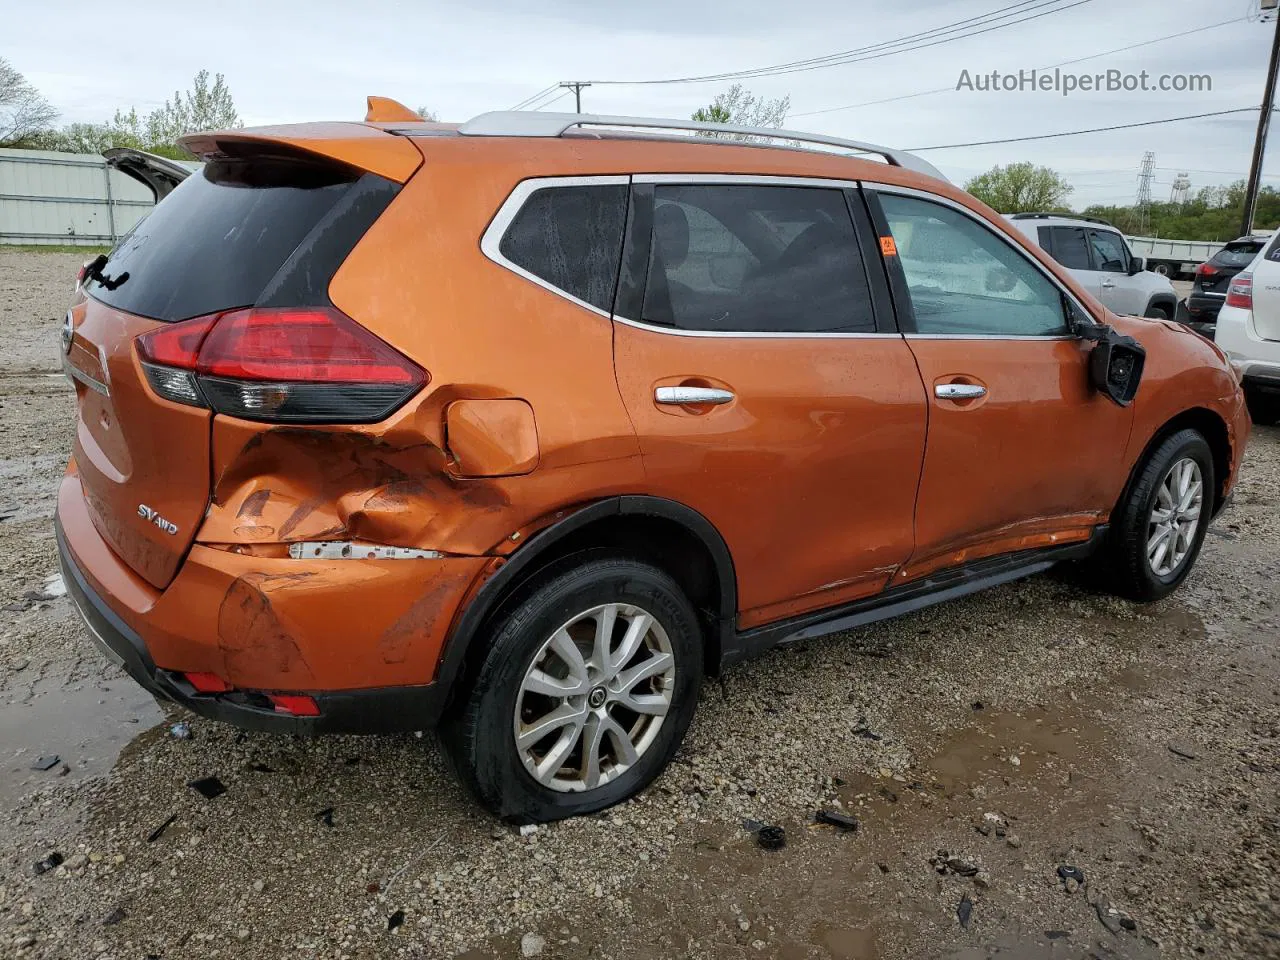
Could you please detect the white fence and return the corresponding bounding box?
[0,148,156,246]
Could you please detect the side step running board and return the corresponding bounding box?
[722,529,1106,668]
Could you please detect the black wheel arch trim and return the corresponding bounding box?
[1145,293,1178,315]
[1113,411,1229,525]
[433,495,738,715]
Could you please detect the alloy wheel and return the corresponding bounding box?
[1147,457,1204,578]
[513,603,675,793]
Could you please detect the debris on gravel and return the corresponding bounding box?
[755,825,786,850]
[814,809,859,831]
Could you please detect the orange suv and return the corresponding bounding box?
[58,98,1250,822]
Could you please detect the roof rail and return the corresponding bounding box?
[1009,212,1116,227]
[457,111,947,182]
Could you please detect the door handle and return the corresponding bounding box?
[934,383,987,400]
[1101,279,1117,289]
[655,386,735,406]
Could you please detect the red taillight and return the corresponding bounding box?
[137,314,218,367]
[196,308,420,384]
[1196,262,1218,277]
[267,694,320,717]
[135,307,426,423]
[1225,272,1253,310]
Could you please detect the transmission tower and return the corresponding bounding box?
[1135,151,1156,234]
[1170,173,1191,205]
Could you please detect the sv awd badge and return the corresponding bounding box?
[137,504,178,536]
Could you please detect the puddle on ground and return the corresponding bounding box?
[0,669,163,808]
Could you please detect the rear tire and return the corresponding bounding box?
[1246,387,1280,426]
[1097,428,1214,602]
[442,559,703,823]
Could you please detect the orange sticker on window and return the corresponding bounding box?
[879,236,897,256]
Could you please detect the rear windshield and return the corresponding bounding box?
[85,159,356,322]
[1211,241,1264,268]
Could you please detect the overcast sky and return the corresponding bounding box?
[6,0,1279,208]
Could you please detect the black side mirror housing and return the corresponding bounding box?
[1080,322,1146,406]
[1128,255,1146,276]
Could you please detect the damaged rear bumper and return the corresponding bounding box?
[57,519,452,734]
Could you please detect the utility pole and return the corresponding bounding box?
[1241,9,1280,236]
[559,82,592,113]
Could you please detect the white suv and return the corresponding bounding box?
[1214,237,1280,425]
[1005,213,1179,320]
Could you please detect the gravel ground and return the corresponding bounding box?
[1,250,1276,960]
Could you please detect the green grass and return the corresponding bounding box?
[0,244,112,255]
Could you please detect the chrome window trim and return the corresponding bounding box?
[904,333,1077,341]
[633,173,858,190]
[481,173,1086,341]
[479,174,631,320]
[862,181,1096,336]
[613,316,901,339]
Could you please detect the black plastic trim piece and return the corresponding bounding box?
[721,527,1108,667]
[257,173,401,308]
[843,187,898,335]
[860,188,919,334]
[1143,293,1179,317]
[613,182,654,322]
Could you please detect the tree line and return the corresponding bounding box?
[963,161,1280,241]
[2,59,241,159]
[0,59,441,160]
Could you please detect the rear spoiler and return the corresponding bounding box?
[103,148,194,203]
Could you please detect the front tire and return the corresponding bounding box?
[1101,428,1214,602]
[1144,302,1172,321]
[442,559,703,823]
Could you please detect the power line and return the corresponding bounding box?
[508,84,560,111]
[584,0,1092,86]
[906,107,1259,151]
[793,16,1245,118]
[534,90,574,111]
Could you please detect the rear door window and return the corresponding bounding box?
[85,159,362,322]
[638,183,875,333]
[1048,227,1093,270]
[498,184,629,313]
